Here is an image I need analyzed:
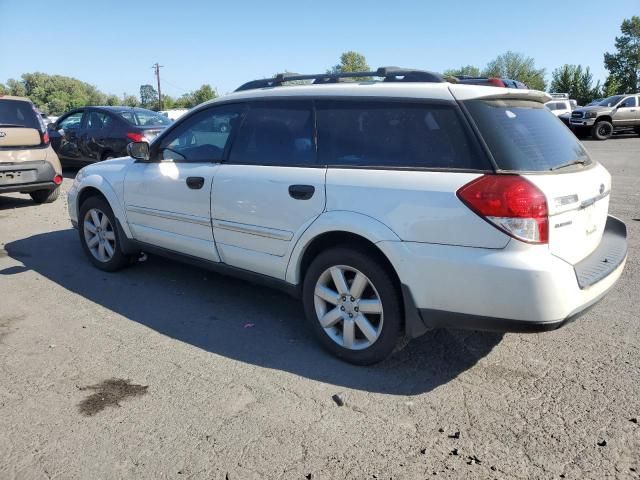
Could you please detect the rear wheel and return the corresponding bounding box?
[591,120,613,140]
[30,186,60,204]
[302,247,402,365]
[79,196,130,271]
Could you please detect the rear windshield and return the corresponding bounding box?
[117,109,171,127]
[465,99,590,171]
[0,100,41,130]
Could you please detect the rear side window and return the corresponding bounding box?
[465,99,590,171]
[316,101,487,170]
[118,109,172,127]
[0,100,40,130]
[86,111,113,130]
[228,101,315,166]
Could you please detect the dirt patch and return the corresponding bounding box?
[0,314,25,342]
[78,378,148,416]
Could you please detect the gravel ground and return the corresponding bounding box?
[1,136,639,480]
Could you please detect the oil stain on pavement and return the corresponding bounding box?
[78,378,148,416]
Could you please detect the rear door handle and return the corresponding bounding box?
[288,184,315,200]
[186,176,205,190]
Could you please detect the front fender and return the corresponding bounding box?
[73,174,132,239]
[285,210,401,284]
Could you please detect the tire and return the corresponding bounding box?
[78,196,130,272]
[30,186,60,204]
[591,120,613,141]
[302,247,402,365]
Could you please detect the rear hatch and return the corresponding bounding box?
[454,87,610,265]
[0,98,45,149]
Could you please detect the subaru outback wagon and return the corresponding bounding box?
[67,67,627,364]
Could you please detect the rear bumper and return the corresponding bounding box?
[379,215,627,336]
[0,160,57,194]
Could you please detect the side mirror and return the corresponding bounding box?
[127,141,150,161]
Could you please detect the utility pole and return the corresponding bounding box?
[152,63,163,111]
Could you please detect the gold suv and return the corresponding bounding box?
[0,95,63,203]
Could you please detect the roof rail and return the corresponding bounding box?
[234,67,446,92]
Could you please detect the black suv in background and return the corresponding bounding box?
[49,106,172,165]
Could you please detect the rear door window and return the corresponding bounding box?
[228,100,315,166]
[85,111,113,130]
[316,100,487,170]
[0,100,40,129]
[58,112,84,130]
[464,99,590,171]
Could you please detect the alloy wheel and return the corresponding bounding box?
[83,208,116,262]
[313,265,384,350]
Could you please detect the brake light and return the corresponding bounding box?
[457,175,548,244]
[41,131,50,145]
[488,78,506,88]
[53,175,63,185]
[126,132,144,142]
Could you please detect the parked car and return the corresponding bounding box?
[570,94,640,140]
[67,67,627,364]
[0,95,63,203]
[49,106,172,165]
[455,76,528,89]
[159,109,188,121]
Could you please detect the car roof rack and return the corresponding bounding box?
[235,67,446,92]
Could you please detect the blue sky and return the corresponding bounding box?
[1,0,637,97]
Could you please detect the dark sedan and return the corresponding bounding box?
[49,106,172,165]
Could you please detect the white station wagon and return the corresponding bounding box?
[67,67,628,364]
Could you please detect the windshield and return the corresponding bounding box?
[598,95,624,107]
[117,109,172,127]
[0,100,41,129]
[464,99,591,171]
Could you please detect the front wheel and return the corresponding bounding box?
[78,196,131,271]
[591,120,613,140]
[302,247,402,365]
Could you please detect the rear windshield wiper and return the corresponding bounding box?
[550,158,589,171]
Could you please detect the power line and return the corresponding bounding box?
[152,63,164,110]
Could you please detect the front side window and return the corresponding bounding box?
[158,104,245,162]
[228,101,315,166]
[316,100,486,169]
[465,99,590,171]
[598,95,624,107]
[619,96,637,108]
[58,112,84,130]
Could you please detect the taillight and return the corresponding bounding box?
[488,78,506,88]
[126,132,144,142]
[457,175,548,244]
[53,175,63,185]
[41,131,50,145]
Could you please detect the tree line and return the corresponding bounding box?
[1,16,637,115]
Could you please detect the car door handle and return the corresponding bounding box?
[186,176,205,190]
[288,184,315,200]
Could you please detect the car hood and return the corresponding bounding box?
[573,105,612,114]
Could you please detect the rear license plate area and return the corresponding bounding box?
[0,170,37,185]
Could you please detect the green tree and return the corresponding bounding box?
[329,51,369,75]
[122,94,140,107]
[604,16,640,93]
[602,76,621,97]
[161,94,176,109]
[443,65,481,78]
[0,83,6,95]
[139,84,158,109]
[550,64,599,105]
[190,84,217,106]
[105,94,120,106]
[6,78,27,97]
[483,51,546,90]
